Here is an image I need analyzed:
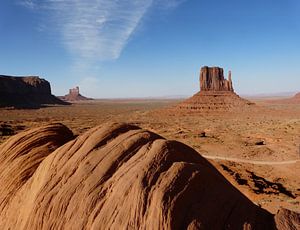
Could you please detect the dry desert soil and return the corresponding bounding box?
[0,97,300,214]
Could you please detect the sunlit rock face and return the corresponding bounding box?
[200,66,234,92]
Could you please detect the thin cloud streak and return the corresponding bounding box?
[158,0,188,9]
[18,0,36,9]
[19,0,187,62]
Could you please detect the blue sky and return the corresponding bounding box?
[0,0,299,98]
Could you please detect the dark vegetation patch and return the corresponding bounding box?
[220,164,295,198]
[220,164,248,186]
[0,124,14,136]
[247,171,295,198]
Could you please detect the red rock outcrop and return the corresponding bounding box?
[200,66,233,92]
[178,66,254,112]
[59,86,93,101]
[1,122,299,229]
[0,75,68,108]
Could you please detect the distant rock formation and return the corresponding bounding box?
[177,66,254,112]
[0,75,68,108]
[200,66,234,92]
[59,86,93,101]
[1,122,299,229]
[267,92,300,104]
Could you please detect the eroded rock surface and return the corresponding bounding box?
[275,208,300,230]
[200,66,233,92]
[0,122,297,229]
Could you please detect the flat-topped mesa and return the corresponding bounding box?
[0,75,68,108]
[200,66,234,92]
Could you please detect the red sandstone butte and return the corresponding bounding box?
[177,66,254,112]
[59,86,93,102]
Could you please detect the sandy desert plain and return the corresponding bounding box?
[1,95,300,216]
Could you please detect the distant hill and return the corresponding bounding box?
[242,92,297,100]
[260,92,300,104]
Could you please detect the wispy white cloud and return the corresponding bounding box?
[19,0,187,63]
[20,0,153,61]
[158,0,188,9]
[18,0,36,9]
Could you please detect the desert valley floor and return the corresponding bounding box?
[0,98,300,215]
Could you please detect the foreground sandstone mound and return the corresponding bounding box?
[59,86,93,102]
[178,66,254,112]
[0,123,299,229]
[0,75,68,108]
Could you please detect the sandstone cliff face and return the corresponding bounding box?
[0,75,68,108]
[200,66,233,92]
[1,122,298,229]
